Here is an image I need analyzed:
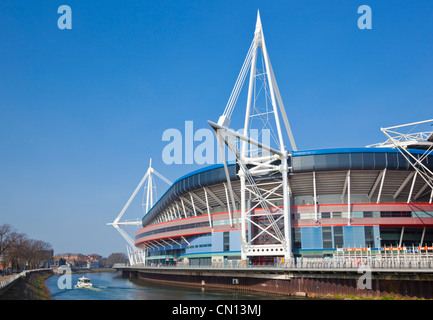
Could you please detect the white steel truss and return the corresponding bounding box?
[107,159,172,265]
[209,11,296,261]
[369,119,433,203]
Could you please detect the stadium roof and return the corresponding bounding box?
[141,148,433,226]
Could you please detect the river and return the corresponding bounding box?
[45,271,298,300]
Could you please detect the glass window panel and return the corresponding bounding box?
[334,226,344,248]
[322,212,331,219]
[332,212,342,218]
[364,226,374,247]
[363,211,373,218]
[322,226,333,249]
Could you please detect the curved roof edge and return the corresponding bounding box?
[141,161,238,226]
[142,148,433,226]
[291,147,433,173]
[291,147,430,157]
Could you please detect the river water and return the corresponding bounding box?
[46,271,297,300]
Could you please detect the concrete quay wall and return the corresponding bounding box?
[120,266,433,299]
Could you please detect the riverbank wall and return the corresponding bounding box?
[0,268,117,300]
[0,269,53,300]
[120,266,433,299]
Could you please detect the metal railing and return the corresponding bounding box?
[0,273,21,290]
[125,255,433,272]
[0,269,50,291]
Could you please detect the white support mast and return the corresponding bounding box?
[107,159,172,265]
[209,11,296,262]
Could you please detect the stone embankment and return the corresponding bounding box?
[0,269,53,300]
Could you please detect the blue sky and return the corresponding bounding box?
[1,1,432,257]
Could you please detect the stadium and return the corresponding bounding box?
[130,13,433,266]
[134,146,433,265]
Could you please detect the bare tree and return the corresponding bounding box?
[20,238,35,269]
[106,253,128,267]
[1,224,53,272]
[33,240,52,267]
[4,231,27,272]
[0,224,15,256]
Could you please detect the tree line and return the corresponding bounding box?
[0,224,52,273]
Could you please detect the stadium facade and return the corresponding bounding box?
[133,12,433,266]
[135,147,433,265]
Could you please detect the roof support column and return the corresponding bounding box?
[169,238,181,246]
[168,209,174,221]
[342,170,351,225]
[420,227,426,247]
[282,154,292,260]
[240,173,247,260]
[180,198,188,218]
[189,193,198,217]
[399,226,405,247]
[313,171,318,221]
[171,206,178,220]
[175,202,183,219]
[223,182,233,227]
[394,172,415,200]
[203,187,213,231]
[369,170,384,200]
[347,170,351,226]
[414,182,429,201]
[407,172,418,203]
[377,168,387,204]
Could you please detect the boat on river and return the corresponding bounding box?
[75,276,93,288]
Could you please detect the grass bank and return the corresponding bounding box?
[0,270,53,300]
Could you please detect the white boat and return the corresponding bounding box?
[75,276,93,288]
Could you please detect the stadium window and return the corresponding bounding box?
[322,227,333,249]
[292,228,302,249]
[223,232,230,251]
[364,226,374,247]
[332,212,342,218]
[380,211,412,218]
[322,212,331,219]
[333,226,344,248]
[363,211,373,218]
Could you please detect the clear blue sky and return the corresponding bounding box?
[1,1,432,257]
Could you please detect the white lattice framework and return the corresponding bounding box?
[107,159,172,265]
[209,11,297,261]
[370,119,433,203]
